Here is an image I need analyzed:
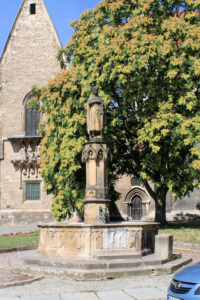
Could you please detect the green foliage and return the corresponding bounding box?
[33,0,200,222]
[27,86,41,110]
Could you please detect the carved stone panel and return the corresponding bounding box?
[127,230,142,250]
[82,143,109,162]
[102,229,127,249]
[91,230,103,251]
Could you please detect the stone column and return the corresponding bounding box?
[82,87,110,224]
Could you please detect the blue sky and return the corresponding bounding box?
[0,0,100,57]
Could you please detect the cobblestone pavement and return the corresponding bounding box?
[0,272,171,299]
[0,249,199,300]
[0,268,30,285]
[0,224,200,299]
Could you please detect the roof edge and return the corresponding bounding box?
[0,0,25,64]
[0,0,63,65]
[41,0,62,49]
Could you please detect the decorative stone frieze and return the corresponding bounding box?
[85,187,108,200]
[38,222,159,259]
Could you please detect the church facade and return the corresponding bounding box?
[0,0,61,224]
[0,0,199,225]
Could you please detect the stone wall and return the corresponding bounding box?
[114,175,155,221]
[0,0,61,223]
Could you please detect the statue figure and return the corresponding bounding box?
[35,145,41,159]
[27,145,33,159]
[87,87,104,140]
[19,143,26,159]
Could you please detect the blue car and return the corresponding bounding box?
[167,262,200,299]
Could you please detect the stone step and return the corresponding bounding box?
[22,257,142,270]
[19,251,182,270]
[11,256,192,281]
[95,249,145,260]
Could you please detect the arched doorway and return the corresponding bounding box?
[132,195,142,220]
[124,187,151,221]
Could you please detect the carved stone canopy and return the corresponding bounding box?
[11,159,41,189]
[82,143,109,162]
[9,136,42,189]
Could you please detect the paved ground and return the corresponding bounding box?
[0,225,199,300]
[0,265,171,300]
[0,250,172,300]
[0,250,198,300]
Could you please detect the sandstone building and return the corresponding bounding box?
[0,0,199,225]
[0,0,61,224]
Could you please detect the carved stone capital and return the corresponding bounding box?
[82,143,109,162]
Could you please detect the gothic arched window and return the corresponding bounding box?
[132,195,143,220]
[24,93,40,136]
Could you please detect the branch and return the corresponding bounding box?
[142,180,157,201]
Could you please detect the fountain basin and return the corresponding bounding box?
[38,221,159,259]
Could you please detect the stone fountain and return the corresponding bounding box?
[38,87,159,259]
[14,88,191,280]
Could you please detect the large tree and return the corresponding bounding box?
[34,0,200,224]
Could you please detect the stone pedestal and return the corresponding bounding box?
[82,142,110,224]
[155,234,173,259]
[84,201,110,224]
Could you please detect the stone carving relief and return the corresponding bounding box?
[16,142,41,160]
[11,139,41,189]
[127,230,141,250]
[91,230,103,251]
[44,230,88,251]
[66,231,85,250]
[85,187,108,200]
[82,143,109,162]
[74,232,84,249]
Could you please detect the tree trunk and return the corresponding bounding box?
[143,180,168,225]
[155,190,167,225]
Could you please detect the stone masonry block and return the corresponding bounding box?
[155,234,173,259]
